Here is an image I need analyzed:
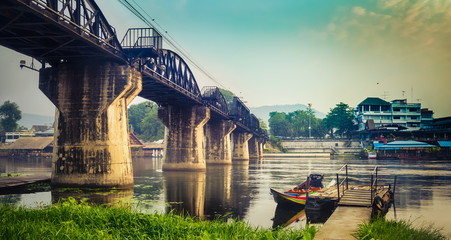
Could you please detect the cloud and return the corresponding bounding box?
[321,0,451,63]
[353,6,366,16]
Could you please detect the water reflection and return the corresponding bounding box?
[272,204,306,229]
[132,157,163,209]
[163,171,206,218]
[0,156,51,175]
[1,156,450,235]
[205,165,233,219]
[51,187,134,205]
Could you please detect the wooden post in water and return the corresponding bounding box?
[375,166,378,190]
[346,164,349,190]
[393,176,397,199]
[336,173,340,200]
[370,174,374,204]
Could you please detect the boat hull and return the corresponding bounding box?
[270,188,306,205]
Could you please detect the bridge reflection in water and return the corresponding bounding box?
[163,163,252,221]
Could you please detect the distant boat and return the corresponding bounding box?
[368,151,377,159]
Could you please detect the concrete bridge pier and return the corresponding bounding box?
[158,105,210,171]
[232,132,253,162]
[39,61,142,188]
[205,119,236,165]
[248,136,260,159]
[258,138,265,156]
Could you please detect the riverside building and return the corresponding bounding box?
[355,97,431,131]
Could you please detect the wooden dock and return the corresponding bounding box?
[314,205,372,240]
[338,188,372,207]
[312,165,394,239]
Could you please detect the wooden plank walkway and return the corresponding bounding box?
[314,187,390,239]
[338,189,372,207]
[314,206,372,240]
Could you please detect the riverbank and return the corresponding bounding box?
[0,199,316,239]
[1,200,447,240]
[353,217,447,240]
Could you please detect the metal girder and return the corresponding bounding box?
[0,0,125,64]
[138,48,202,106]
[201,86,229,119]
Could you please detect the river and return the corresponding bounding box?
[1,156,450,236]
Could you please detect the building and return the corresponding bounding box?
[420,108,434,129]
[355,97,428,132]
[356,97,391,130]
[0,136,53,156]
[5,131,35,143]
[391,99,421,130]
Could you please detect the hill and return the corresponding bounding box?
[249,104,326,126]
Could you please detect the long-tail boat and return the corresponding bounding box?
[270,174,325,205]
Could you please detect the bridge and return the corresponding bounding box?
[0,0,267,187]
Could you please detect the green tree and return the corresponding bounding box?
[268,112,292,137]
[139,109,165,142]
[218,88,236,111]
[268,109,326,138]
[128,101,164,142]
[0,101,22,132]
[323,102,355,138]
[128,102,150,135]
[259,119,268,133]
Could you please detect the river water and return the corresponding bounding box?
[1,156,450,236]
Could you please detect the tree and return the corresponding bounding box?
[218,88,236,111]
[268,110,326,138]
[128,101,164,142]
[323,102,355,138]
[0,101,22,132]
[268,112,292,137]
[139,109,165,142]
[128,102,151,135]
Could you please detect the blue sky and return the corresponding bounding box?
[1,0,451,118]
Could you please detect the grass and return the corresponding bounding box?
[352,217,447,240]
[0,198,317,240]
[1,172,23,178]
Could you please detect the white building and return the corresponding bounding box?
[355,98,424,131]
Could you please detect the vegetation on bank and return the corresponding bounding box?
[1,172,23,177]
[353,217,447,240]
[127,101,164,142]
[0,199,316,240]
[0,100,22,132]
[268,102,355,139]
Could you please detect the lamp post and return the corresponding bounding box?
[308,103,312,138]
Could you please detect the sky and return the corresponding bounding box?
[1,0,451,118]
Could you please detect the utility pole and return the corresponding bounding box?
[308,103,312,138]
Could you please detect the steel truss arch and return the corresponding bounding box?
[201,86,229,117]
[143,49,201,100]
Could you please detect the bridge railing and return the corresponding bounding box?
[370,166,379,204]
[121,28,162,51]
[250,114,260,132]
[31,0,122,52]
[336,164,349,201]
[201,86,229,116]
[230,96,251,129]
